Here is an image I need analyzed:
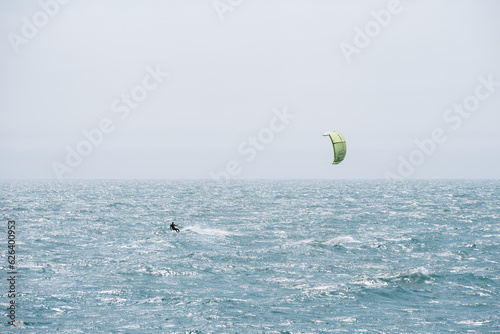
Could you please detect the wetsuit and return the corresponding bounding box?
[170,222,180,233]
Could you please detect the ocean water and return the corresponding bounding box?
[1,180,499,333]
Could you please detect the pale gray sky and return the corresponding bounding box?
[1,0,499,179]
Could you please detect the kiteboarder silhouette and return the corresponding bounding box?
[170,222,180,233]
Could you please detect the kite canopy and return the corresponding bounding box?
[323,131,347,165]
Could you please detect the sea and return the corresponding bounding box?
[1,180,499,333]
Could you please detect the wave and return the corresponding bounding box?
[355,267,433,288]
[456,320,490,326]
[184,225,233,237]
[325,236,360,245]
[354,277,389,288]
[382,267,433,284]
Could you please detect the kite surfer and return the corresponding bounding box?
[170,222,180,233]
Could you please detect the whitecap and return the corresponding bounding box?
[334,316,357,323]
[309,284,339,291]
[10,321,27,328]
[406,266,430,276]
[121,324,141,329]
[457,320,486,326]
[383,267,432,283]
[184,225,233,237]
[97,290,121,294]
[354,277,388,288]
[325,236,360,245]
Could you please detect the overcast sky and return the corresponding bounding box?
[1,0,499,180]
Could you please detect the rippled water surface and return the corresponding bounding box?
[1,180,499,333]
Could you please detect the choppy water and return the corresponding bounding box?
[1,180,499,333]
